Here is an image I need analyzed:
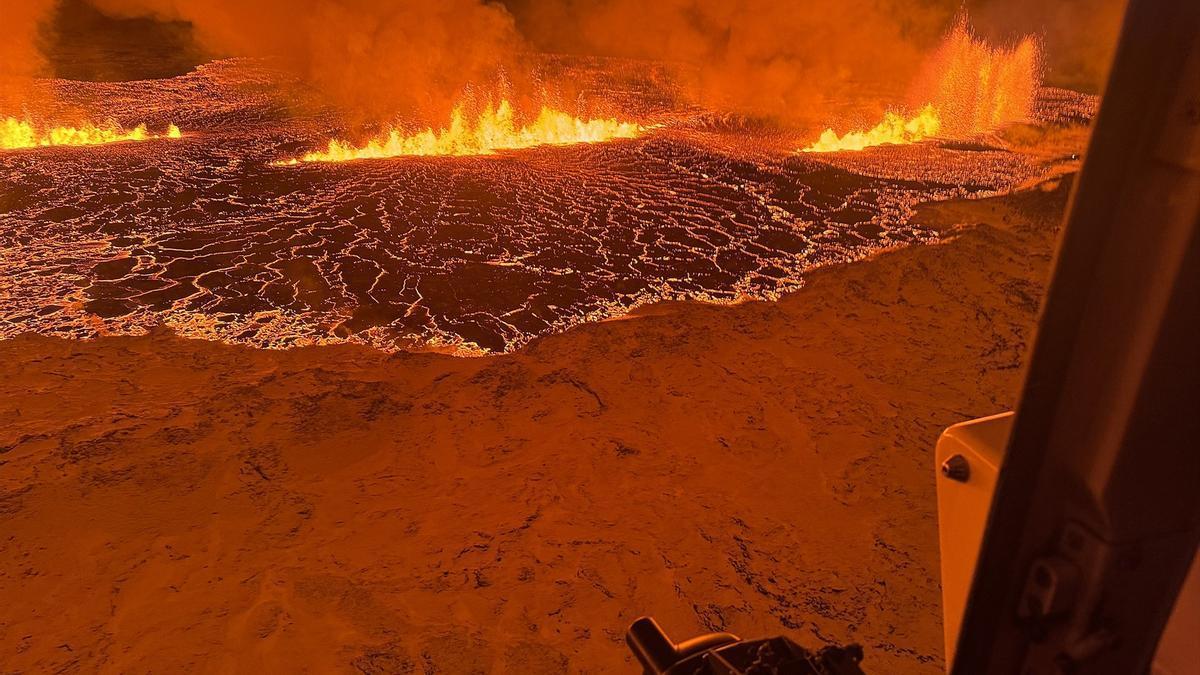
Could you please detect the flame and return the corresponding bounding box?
[803,105,941,153]
[1,118,182,151]
[802,17,1041,153]
[281,100,643,164]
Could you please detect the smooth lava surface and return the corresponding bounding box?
[0,58,1095,353]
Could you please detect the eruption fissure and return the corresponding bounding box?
[280,100,644,164]
[803,105,941,153]
[1,117,182,151]
[802,19,1041,153]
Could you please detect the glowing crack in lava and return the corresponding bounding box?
[803,19,1041,153]
[281,99,643,164]
[1,118,182,151]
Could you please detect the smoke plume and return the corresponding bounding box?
[508,0,954,122]
[507,0,1125,120]
[87,0,528,123]
[0,0,57,114]
[3,0,1128,125]
[970,0,1126,92]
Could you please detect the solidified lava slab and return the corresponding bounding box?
[0,59,1095,353]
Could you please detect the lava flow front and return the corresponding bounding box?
[282,99,643,164]
[804,19,1041,153]
[1,117,182,150]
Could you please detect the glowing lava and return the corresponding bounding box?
[281,100,643,164]
[803,105,941,153]
[803,18,1041,153]
[1,118,182,150]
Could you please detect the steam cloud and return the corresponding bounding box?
[86,0,527,123]
[509,0,952,122]
[0,0,57,114]
[970,0,1126,92]
[3,0,1127,124]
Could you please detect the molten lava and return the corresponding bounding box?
[803,105,941,153]
[803,18,1041,153]
[913,18,1041,137]
[1,118,182,151]
[281,100,643,164]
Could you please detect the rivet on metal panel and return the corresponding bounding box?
[942,454,970,482]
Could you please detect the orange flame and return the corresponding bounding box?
[803,18,1041,153]
[280,100,643,164]
[803,105,941,153]
[1,118,182,151]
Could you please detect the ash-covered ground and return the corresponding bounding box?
[0,59,1094,353]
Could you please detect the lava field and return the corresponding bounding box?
[0,59,1095,353]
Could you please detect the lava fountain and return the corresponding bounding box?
[279,99,644,164]
[803,19,1041,153]
[1,118,182,151]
